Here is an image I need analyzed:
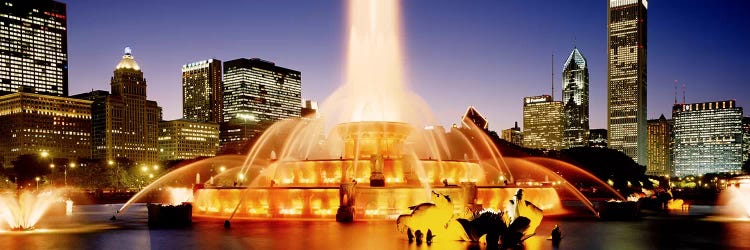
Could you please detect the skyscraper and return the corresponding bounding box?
[73,48,161,165]
[0,0,68,96]
[562,47,589,149]
[607,0,648,164]
[182,59,222,123]
[222,58,301,123]
[523,95,563,150]
[647,115,672,176]
[673,100,743,177]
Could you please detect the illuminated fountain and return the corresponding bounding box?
[718,176,750,218]
[0,189,65,231]
[118,0,622,222]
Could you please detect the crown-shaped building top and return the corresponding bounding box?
[115,46,141,71]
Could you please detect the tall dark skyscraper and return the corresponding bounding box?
[0,0,67,96]
[182,59,222,123]
[607,0,648,164]
[222,58,301,123]
[562,47,589,148]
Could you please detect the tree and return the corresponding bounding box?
[743,159,750,174]
[10,154,52,188]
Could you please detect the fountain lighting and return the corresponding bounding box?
[121,0,622,224]
[0,189,65,231]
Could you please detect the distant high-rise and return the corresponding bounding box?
[647,115,673,176]
[73,48,161,164]
[222,58,301,123]
[523,95,563,150]
[301,99,319,118]
[501,122,523,147]
[607,0,648,164]
[673,100,743,177]
[0,0,68,96]
[0,91,91,167]
[462,106,489,130]
[158,119,219,161]
[182,59,223,123]
[743,117,750,163]
[562,47,590,149]
[589,129,608,148]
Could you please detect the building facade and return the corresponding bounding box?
[607,0,648,164]
[562,47,590,149]
[501,122,523,147]
[523,95,563,150]
[743,117,750,163]
[673,100,743,177]
[182,59,222,123]
[74,48,161,165]
[647,114,672,176]
[0,91,91,167]
[158,120,219,161]
[0,0,68,96]
[222,58,301,123]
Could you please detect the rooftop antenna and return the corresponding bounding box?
[674,80,678,104]
[682,84,686,105]
[551,53,554,101]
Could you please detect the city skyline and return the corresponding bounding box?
[65,1,750,131]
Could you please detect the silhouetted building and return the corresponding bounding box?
[673,100,743,177]
[589,129,608,148]
[0,91,91,167]
[0,0,68,96]
[462,106,488,130]
[647,114,673,176]
[562,47,589,149]
[73,48,161,165]
[607,0,648,164]
[301,99,318,118]
[501,122,523,147]
[523,95,563,150]
[182,59,223,123]
[222,58,301,123]
[158,120,219,161]
[218,119,271,155]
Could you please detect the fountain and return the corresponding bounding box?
[117,0,622,223]
[0,189,65,231]
[718,176,750,218]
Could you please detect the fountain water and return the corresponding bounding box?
[0,189,65,230]
[118,0,622,222]
[718,176,750,218]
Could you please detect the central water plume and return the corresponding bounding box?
[322,0,432,126]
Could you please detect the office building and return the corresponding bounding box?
[222,58,301,123]
[182,59,222,123]
[158,119,219,161]
[647,114,672,176]
[743,117,750,162]
[673,100,743,177]
[562,47,589,149]
[607,0,648,164]
[0,91,91,167]
[0,0,68,96]
[501,122,523,147]
[73,48,161,165]
[523,95,563,150]
[462,106,488,130]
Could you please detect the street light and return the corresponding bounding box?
[65,162,76,186]
[40,151,49,158]
[35,177,40,190]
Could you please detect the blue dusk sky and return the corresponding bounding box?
[66,0,750,131]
